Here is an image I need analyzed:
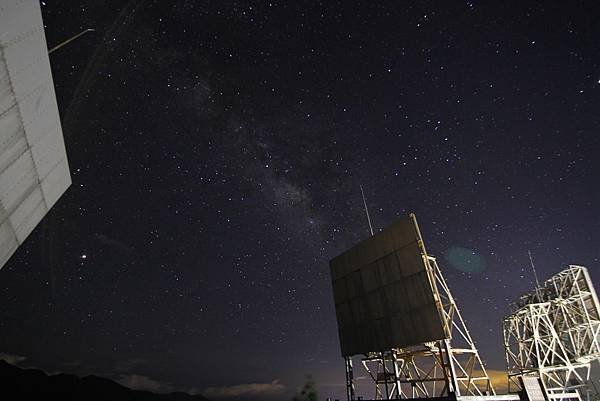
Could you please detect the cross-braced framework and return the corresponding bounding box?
[349,256,495,399]
[503,303,591,400]
[503,265,600,401]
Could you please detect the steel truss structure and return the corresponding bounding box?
[503,265,600,401]
[346,256,495,399]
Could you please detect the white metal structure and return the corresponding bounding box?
[0,0,71,270]
[351,256,495,399]
[331,214,494,399]
[503,265,600,400]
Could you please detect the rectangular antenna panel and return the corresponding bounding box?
[330,214,448,356]
[0,0,71,270]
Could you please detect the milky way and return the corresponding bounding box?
[1,2,599,400]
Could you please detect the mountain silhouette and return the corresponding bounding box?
[0,360,210,401]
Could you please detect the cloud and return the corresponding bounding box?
[61,360,82,368]
[203,380,286,398]
[116,374,173,393]
[114,358,146,372]
[0,352,26,365]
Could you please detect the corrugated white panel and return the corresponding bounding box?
[0,221,18,264]
[0,0,71,270]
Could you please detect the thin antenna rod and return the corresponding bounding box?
[360,185,374,236]
[528,250,541,295]
[48,29,95,54]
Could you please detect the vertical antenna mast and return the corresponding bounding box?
[527,250,541,297]
[360,185,374,236]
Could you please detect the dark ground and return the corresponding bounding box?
[0,360,210,401]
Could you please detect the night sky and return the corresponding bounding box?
[1,1,599,399]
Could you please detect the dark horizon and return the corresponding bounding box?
[1,1,599,400]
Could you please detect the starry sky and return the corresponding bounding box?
[1,1,599,400]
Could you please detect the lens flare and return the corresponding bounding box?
[444,247,486,273]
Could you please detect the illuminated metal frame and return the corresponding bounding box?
[503,265,600,400]
[346,255,495,399]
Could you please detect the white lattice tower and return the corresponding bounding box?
[544,266,600,363]
[504,284,593,400]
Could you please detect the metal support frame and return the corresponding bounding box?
[345,256,494,399]
[503,265,600,401]
[346,356,356,401]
